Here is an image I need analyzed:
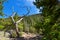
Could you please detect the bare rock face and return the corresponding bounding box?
[0,31,10,40]
[0,31,4,37]
[4,32,10,38]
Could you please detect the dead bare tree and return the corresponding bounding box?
[10,7,30,37]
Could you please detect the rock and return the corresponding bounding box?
[0,31,10,38]
[4,32,10,38]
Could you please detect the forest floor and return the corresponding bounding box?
[21,32,37,38]
[0,31,10,40]
[0,31,43,40]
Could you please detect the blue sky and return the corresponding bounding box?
[2,0,42,18]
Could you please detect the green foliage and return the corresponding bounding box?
[0,5,3,10]
[29,26,36,33]
[18,23,24,32]
[0,0,5,16]
[19,32,24,37]
[34,0,60,40]
[0,25,4,30]
[11,31,17,38]
[0,5,4,16]
[23,14,43,33]
[14,13,20,22]
[11,31,23,37]
[34,22,41,33]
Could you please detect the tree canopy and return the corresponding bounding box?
[0,0,5,16]
[34,0,60,40]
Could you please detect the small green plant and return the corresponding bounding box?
[29,26,36,33]
[19,32,24,37]
[11,31,17,38]
[0,25,4,30]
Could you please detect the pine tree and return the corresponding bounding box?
[33,0,60,40]
[0,0,5,16]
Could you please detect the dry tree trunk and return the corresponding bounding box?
[11,7,30,38]
[15,23,19,37]
[11,13,23,37]
[11,12,20,37]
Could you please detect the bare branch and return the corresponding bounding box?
[11,12,16,17]
[11,17,15,23]
[16,18,23,24]
[11,12,16,23]
[16,6,31,24]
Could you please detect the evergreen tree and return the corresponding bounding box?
[0,0,5,16]
[34,0,60,40]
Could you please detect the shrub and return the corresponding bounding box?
[0,25,4,30]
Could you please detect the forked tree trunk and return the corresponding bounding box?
[11,7,30,38]
[15,23,20,38]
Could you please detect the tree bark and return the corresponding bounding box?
[15,23,20,38]
[10,7,30,38]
